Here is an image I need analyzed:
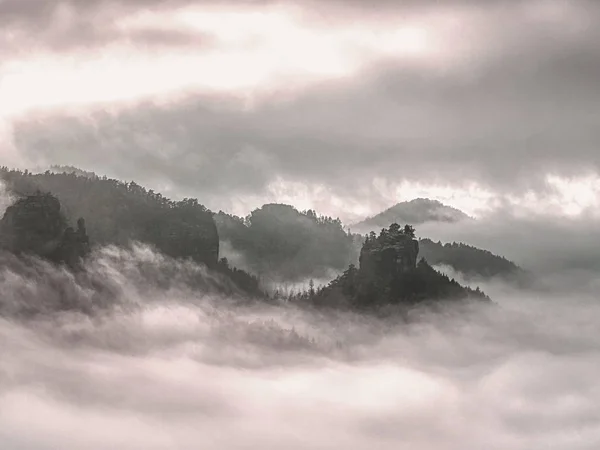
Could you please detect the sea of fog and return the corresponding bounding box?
[1,243,600,450]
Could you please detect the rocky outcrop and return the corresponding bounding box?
[0,193,66,257]
[312,223,489,310]
[53,218,91,268]
[0,193,90,268]
[359,223,419,282]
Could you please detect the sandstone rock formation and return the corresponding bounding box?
[359,223,419,282]
[312,223,489,309]
[0,193,90,268]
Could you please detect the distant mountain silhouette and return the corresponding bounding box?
[216,204,359,282]
[354,198,470,231]
[418,238,525,282]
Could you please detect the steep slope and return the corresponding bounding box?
[354,198,470,231]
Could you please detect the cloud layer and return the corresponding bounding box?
[2,242,600,449]
[1,0,599,221]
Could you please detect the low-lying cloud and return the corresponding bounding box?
[1,242,600,449]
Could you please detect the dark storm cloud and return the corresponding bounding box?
[0,0,213,53]
[6,0,600,212]
[14,17,600,206]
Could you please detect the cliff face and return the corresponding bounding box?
[0,193,66,257]
[359,227,419,281]
[0,193,90,267]
[54,218,91,268]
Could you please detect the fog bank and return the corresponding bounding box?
[1,244,600,450]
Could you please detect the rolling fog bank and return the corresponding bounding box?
[1,245,600,450]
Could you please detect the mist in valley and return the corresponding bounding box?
[2,238,600,449]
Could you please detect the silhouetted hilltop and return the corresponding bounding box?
[217,204,520,284]
[295,224,489,310]
[216,204,359,281]
[1,167,219,267]
[0,192,90,268]
[0,168,262,296]
[354,198,470,231]
[418,238,524,281]
[360,224,420,282]
[340,233,522,282]
[0,168,505,303]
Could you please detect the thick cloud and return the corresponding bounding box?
[3,0,600,217]
[0,0,215,53]
[2,243,600,449]
[13,29,600,208]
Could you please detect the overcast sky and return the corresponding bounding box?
[1,0,599,221]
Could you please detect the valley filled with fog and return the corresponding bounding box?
[2,229,600,449]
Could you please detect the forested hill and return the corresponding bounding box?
[216,204,360,282]
[418,238,524,281]
[290,223,489,311]
[353,198,470,231]
[0,167,219,266]
[1,168,359,286]
[0,167,262,295]
[1,168,522,288]
[217,208,523,283]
